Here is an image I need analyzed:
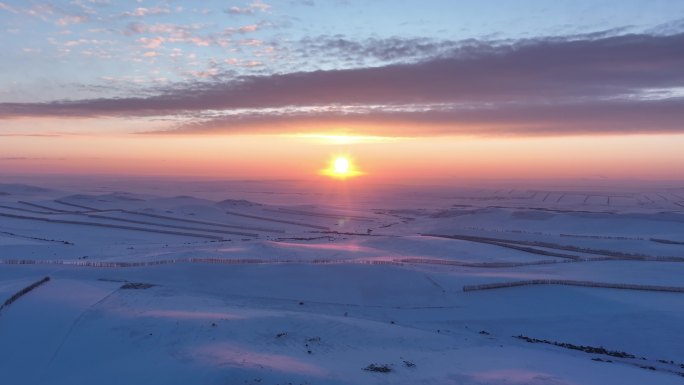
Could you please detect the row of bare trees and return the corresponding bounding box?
[463,279,684,293]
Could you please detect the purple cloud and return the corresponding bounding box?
[1,32,684,136]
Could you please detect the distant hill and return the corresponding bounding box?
[216,199,261,207]
[0,184,53,194]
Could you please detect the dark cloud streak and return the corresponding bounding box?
[167,97,684,136]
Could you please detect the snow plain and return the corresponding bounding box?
[0,180,683,385]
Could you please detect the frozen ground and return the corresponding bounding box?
[1,179,683,385]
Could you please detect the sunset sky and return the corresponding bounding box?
[1,0,684,181]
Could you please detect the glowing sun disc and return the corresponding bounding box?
[334,157,350,173]
[321,155,363,179]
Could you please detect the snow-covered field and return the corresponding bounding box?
[1,180,683,385]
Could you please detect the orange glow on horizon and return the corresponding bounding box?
[2,131,684,181]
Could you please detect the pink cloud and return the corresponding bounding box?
[56,15,89,26]
[138,37,165,49]
[123,7,170,17]
[0,2,19,14]
[227,6,253,15]
[250,0,271,12]
[25,3,55,21]
[238,24,258,33]
[187,68,220,78]
[226,1,270,15]
[239,38,262,46]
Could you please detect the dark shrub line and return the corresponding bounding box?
[120,282,155,290]
[397,257,563,268]
[54,199,283,233]
[425,233,684,261]
[265,208,375,222]
[3,256,562,269]
[53,199,101,211]
[225,210,329,230]
[120,210,282,233]
[651,238,684,245]
[463,280,684,293]
[0,212,224,240]
[0,230,73,245]
[83,213,257,237]
[561,234,643,241]
[0,204,54,215]
[0,257,404,268]
[0,276,50,313]
[515,335,635,358]
[18,201,75,213]
[516,335,684,377]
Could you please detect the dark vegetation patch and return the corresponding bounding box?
[98,278,128,282]
[120,282,155,290]
[303,336,322,355]
[363,363,392,373]
[515,335,635,358]
[515,337,684,377]
[217,199,261,207]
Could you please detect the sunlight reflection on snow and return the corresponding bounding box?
[469,369,575,385]
[193,343,328,376]
[270,241,376,253]
[142,310,245,320]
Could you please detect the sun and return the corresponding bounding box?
[334,157,350,173]
[321,155,364,179]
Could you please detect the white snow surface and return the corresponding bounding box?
[1,180,684,385]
